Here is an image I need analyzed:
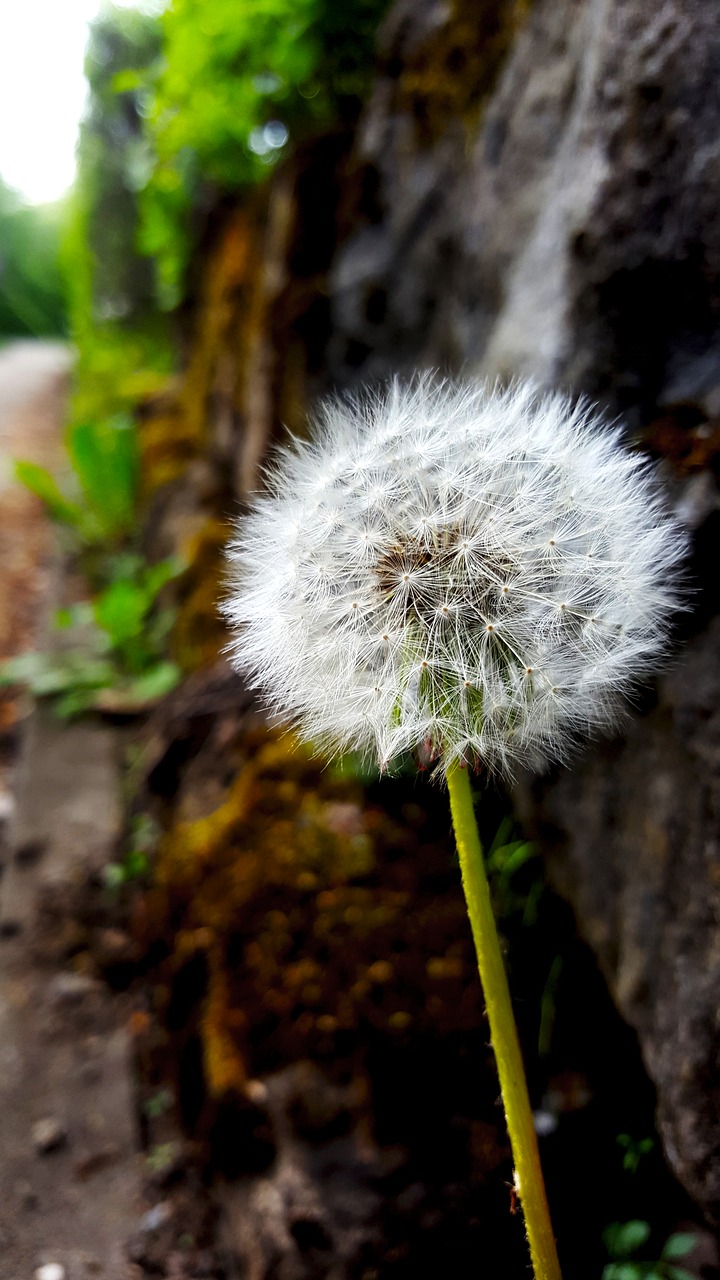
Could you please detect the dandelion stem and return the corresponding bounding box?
[446,760,562,1280]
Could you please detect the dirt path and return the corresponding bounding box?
[0,343,143,1280]
[0,342,70,733]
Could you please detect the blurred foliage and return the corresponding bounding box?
[28,0,387,713]
[68,5,162,334]
[104,813,161,890]
[127,0,386,308]
[0,556,182,718]
[15,413,138,550]
[65,4,175,423]
[0,178,67,337]
[617,1134,655,1177]
[67,0,386,418]
[7,405,183,717]
[485,816,541,923]
[602,1221,695,1280]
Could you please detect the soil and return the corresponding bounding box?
[0,344,142,1280]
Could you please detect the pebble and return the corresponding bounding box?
[31,1117,67,1154]
[138,1200,173,1233]
[93,927,134,965]
[46,972,99,1006]
[35,1266,66,1280]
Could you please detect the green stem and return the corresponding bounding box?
[446,759,562,1280]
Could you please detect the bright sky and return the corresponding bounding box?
[0,0,164,206]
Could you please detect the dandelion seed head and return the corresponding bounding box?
[224,376,687,778]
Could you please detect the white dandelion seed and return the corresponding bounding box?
[224,376,687,778]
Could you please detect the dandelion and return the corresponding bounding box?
[224,376,686,1280]
[225,377,685,780]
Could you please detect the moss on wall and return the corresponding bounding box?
[144,727,482,1107]
[391,0,532,143]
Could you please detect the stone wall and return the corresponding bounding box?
[143,0,720,1224]
[327,0,720,1221]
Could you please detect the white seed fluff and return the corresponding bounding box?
[224,377,687,778]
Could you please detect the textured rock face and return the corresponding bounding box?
[331,0,720,418]
[329,0,720,1220]
[517,614,720,1219]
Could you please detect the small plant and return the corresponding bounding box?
[602,1220,696,1280]
[15,412,137,551]
[485,816,541,922]
[0,557,182,717]
[145,1140,181,1176]
[617,1133,655,1176]
[142,1086,175,1120]
[104,813,161,889]
[8,406,183,716]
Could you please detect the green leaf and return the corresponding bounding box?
[661,1234,696,1261]
[602,1264,643,1280]
[14,460,84,529]
[604,1221,652,1259]
[143,1087,174,1119]
[123,849,150,878]
[141,556,184,601]
[502,840,536,875]
[93,577,151,648]
[127,661,181,702]
[112,68,145,93]
[664,1267,695,1280]
[67,414,137,539]
[54,687,101,719]
[487,815,514,855]
[0,652,47,685]
[103,863,126,889]
[616,1133,655,1173]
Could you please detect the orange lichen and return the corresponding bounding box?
[202,956,247,1097]
[144,725,484,1110]
[157,734,376,900]
[171,517,232,672]
[393,0,532,143]
[138,383,198,496]
[643,408,720,475]
[137,205,265,501]
[180,212,259,457]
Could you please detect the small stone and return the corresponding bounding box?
[32,1117,67,1154]
[138,1201,173,1234]
[245,1079,269,1105]
[92,927,135,965]
[35,1265,66,1280]
[46,972,99,1006]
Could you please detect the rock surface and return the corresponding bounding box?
[331,0,720,418]
[327,0,720,1221]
